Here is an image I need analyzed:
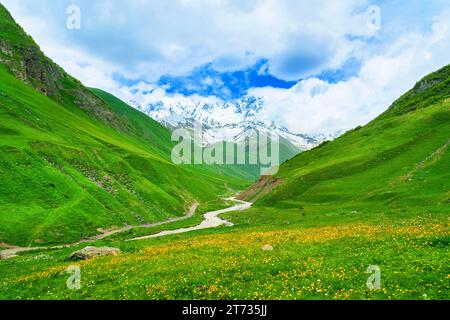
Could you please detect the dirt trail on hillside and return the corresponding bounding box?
[126,197,252,241]
[0,202,199,260]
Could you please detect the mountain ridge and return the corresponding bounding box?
[130,96,343,150]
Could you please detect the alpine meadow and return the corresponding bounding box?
[0,0,448,305]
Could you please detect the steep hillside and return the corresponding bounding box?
[380,64,450,118]
[0,5,249,246]
[240,65,450,217]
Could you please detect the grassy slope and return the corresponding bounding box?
[254,103,450,214]
[248,65,450,218]
[88,88,174,157]
[197,136,300,181]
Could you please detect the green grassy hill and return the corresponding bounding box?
[241,65,450,221]
[193,135,300,181]
[0,4,250,246]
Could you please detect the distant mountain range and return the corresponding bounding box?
[129,96,343,151]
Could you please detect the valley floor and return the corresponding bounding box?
[0,202,200,259]
[0,197,251,259]
[127,198,251,241]
[0,201,448,300]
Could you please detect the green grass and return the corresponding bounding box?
[252,101,450,215]
[0,214,448,300]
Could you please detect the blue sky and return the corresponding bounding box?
[157,60,297,100]
[112,59,296,100]
[1,0,449,133]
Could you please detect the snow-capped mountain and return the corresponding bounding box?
[129,96,342,150]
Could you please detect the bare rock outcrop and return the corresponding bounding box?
[69,246,121,260]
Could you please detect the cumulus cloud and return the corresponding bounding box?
[0,0,378,82]
[0,0,449,134]
[249,9,450,133]
[124,81,224,109]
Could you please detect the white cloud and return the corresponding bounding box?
[0,0,449,135]
[249,10,450,133]
[126,82,224,108]
[0,0,376,82]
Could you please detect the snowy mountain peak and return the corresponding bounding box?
[130,96,342,151]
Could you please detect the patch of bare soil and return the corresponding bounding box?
[237,175,284,202]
